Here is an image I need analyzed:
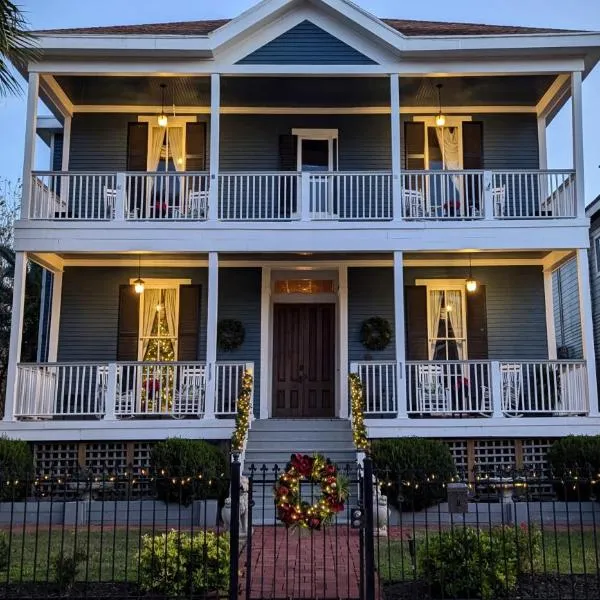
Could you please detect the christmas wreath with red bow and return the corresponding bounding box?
[274,453,348,530]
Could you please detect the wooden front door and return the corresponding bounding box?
[272,303,335,418]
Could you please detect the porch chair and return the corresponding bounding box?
[179,190,209,219]
[416,364,449,414]
[95,365,135,418]
[103,186,117,219]
[492,185,506,217]
[172,365,206,418]
[402,188,427,218]
[501,363,523,417]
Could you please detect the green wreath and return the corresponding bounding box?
[360,317,393,351]
[217,319,245,351]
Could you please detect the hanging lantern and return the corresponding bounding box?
[466,254,477,293]
[435,83,446,127]
[158,83,168,127]
[134,255,145,294]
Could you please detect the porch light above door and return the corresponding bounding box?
[134,256,145,294]
[466,255,477,293]
[158,83,168,128]
[435,83,446,127]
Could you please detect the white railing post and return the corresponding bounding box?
[490,360,503,418]
[114,172,126,220]
[204,252,218,420]
[483,170,494,219]
[300,172,311,221]
[208,73,220,222]
[103,363,118,420]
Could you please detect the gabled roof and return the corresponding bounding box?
[34,17,578,38]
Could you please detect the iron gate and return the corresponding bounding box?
[229,456,376,600]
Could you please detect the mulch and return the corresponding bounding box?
[382,574,600,599]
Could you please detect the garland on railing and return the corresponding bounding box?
[349,373,370,453]
[230,370,254,453]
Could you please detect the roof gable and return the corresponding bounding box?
[236,20,376,65]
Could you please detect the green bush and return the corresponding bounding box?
[0,437,34,500]
[547,435,600,500]
[139,530,229,596]
[52,550,87,592]
[150,438,227,504]
[371,438,456,511]
[418,525,541,600]
[0,532,8,571]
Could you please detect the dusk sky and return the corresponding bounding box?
[1,0,599,203]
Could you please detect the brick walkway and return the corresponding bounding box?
[240,525,364,599]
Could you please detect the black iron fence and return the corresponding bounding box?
[0,460,599,599]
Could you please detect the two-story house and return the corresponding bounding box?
[4,0,600,476]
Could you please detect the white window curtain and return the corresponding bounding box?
[428,290,444,360]
[148,127,166,172]
[141,289,161,359]
[163,288,178,342]
[434,127,461,171]
[168,127,185,172]
[445,290,465,360]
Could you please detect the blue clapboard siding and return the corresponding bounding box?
[217,268,262,417]
[237,20,376,65]
[57,267,209,361]
[348,268,396,361]
[552,259,583,360]
[589,219,600,393]
[348,266,548,361]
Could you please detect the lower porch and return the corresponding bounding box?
[4,250,598,438]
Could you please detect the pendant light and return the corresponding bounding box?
[134,255,145,294]
[466,254,478,293]
[158,83,168,128]
[435,83,446,127]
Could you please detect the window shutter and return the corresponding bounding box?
[462,122,483,169]
[404,122,425,170]
[405,285,428,360]
[279,134,298,170]
[127,123,148,171]
[178,284,201,361]
[185,122,207,171]
[117,285,140,360]
[466,285,488,359]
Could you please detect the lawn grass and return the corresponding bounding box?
[376,530,600,583]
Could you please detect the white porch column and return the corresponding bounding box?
[21,73,39,218]
[204,252,219,419]
[47,269,63,362]
[543,268,557,360]
[537,116,547,170]
[259,267,271,419]
[61,115,71,171]
[571,72,585,218]
[576,248,599,416]
[208,73,220,222]
[390,74,402,222]
[4,252,28,421]
[393,251,408,418]
[338,265,349,419]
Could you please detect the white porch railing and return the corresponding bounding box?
[492,170,576,218]
[406,361,491,416]
[29,169,579,222]
[351,360,589,419]
[350,361,397,415]
[15,361,253,420]
[401,171,484,219]
[499,360,588,416]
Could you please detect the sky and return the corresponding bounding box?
[1,0,600,203]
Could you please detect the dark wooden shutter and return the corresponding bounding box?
[185,122,207,171]
[466,285,488,359]
[279,134,298,170]
[127,123,148,171]
[462,122,483,169]
[178,284,201,360]
[117,285,140,360]
[404,122,425,170]
[405,285,428,360]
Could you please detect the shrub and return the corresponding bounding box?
[151,438,227,504]
[371,438,456,511]
[52,550,87,592]
[547,435,600,500]
[417,525,541,600]
[139,530,229,596]
[0,437,34,500]
[0,532,8,571]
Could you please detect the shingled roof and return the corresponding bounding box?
[34,17,577,38]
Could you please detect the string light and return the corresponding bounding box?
[348,374,370,452]
[230,370,254,452]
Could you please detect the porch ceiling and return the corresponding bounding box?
[52,74,557,108]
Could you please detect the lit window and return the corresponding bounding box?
[274,279,335,294]
[139,287,179,361]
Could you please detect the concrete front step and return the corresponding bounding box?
[246,440,356,453]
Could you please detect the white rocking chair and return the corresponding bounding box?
[417,364,449,414]
[172,366,206,418]
[501,363,523,417]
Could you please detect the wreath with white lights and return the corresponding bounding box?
[274,453,348,530]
